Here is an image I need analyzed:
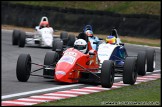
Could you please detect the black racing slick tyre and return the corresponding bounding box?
[52,38,63,51]
[137,51,147,76]
[67,34,76,47]
[146,49,156,72]
[60,31,68,45]
[101,60,115,88]
[12,30,20,45]
[16,54,31,82]
[52,38,59,51]
[43,51,59,78]
[18,31,26,47]
[123,57,137,85]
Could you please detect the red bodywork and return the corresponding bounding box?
[54,42,100,83]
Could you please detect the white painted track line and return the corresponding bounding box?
[2,84,83,100]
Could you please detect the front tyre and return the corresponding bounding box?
[16,54,31,82]
[101,60,115,88]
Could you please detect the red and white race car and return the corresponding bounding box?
[16,33,138,88]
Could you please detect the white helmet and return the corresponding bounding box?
[74,39,87,54]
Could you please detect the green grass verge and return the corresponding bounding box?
[35,79,161,106]
[6,1,160,15]
[121,39,160,47]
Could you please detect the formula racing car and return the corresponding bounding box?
[12,16,55,48]
[83,26,122,51]
[98,38,156,78]
[16,32,144,88]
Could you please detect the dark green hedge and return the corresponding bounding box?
[1,2,160,38]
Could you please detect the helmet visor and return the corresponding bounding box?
[74,45,86,50]
[106,38,116,44]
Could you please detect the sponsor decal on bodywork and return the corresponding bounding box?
[55,71,66,75]
[64,52,77,57]
[58,55,76,64]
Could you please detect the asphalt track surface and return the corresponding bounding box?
[1,29,161,100]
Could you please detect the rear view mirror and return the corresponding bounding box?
[56,49,61,52]
[35,26,39,31]
[99,38,103,40]
[89,51,95,55]
[93,42,98,44]
[119,43,124,46]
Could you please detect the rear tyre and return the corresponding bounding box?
[60,31,68,45]
[67,34,76,47]
[123,57,137,85]
[12,30,20,45]
[53,40,63,58]
[52,38,63,51]
[43,51,59,78]
[16,54,31,82]
[18,31,26,47]
[101,60,115,88]
[146,49,156,72]
[137,51,147,76]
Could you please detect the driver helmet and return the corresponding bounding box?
[74,39,87,54]
[39,21,49,28]
[106,35,117,44]
[85,30,93,37]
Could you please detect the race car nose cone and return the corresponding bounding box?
[55,71,66,82]
[55,74,64,81]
